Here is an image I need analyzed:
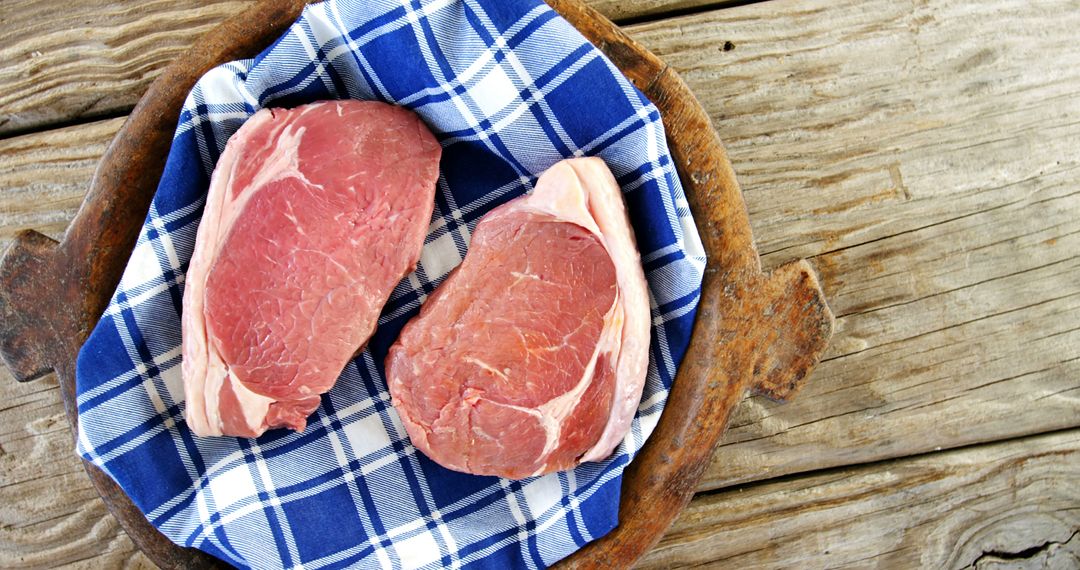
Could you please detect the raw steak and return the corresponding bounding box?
[386,158,650,479]
[182,100,441,438]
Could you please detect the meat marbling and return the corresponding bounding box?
[386,158,650,479]
[182,100,441,438]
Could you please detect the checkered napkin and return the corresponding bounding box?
[74,1,705,568]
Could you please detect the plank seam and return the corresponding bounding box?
[616,0,774,26]
[698,424,1080,497]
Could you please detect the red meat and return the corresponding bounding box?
[386,158,650,479]
[182,100,441,438]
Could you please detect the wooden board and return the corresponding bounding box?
[639,428,1080,569]
[0,0,831,568]
[2,0,1079,566]
[0,0,707,138]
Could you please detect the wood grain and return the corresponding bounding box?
[0,369,153,569]
[0,0,251,137]
[637,428,1080,569]
[0,118,123,250]
[0,0,830,564]
[0,0,706,137]
[626,0,1080,490]
[2,0,1079,566]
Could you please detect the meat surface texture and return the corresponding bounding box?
[386,158,650,479]
[182,100,441,438]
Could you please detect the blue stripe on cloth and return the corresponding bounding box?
[74,0,705,568]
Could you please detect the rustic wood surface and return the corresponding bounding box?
[637,0,1080,492]
[0,0,700,138]
[639,429,1080,569]
[1,0,1078,567]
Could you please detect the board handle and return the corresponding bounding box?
[748,260,835,401]
[0,229,69,382]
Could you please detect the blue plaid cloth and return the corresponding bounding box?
[74,1,705,568]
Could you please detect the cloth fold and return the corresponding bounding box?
[74,0,705,568]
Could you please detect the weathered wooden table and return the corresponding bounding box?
[1,0,1078,567]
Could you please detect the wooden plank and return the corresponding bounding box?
[0,117,123,249]
[637,429,1080,569]
[0,367,152,568]
[622,0,1080,489]
[0,0,703,137]
[633,0,1080,267]
[702,184,1080,488]
[0,0,251,137]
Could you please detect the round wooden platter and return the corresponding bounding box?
[0,1,834,568]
